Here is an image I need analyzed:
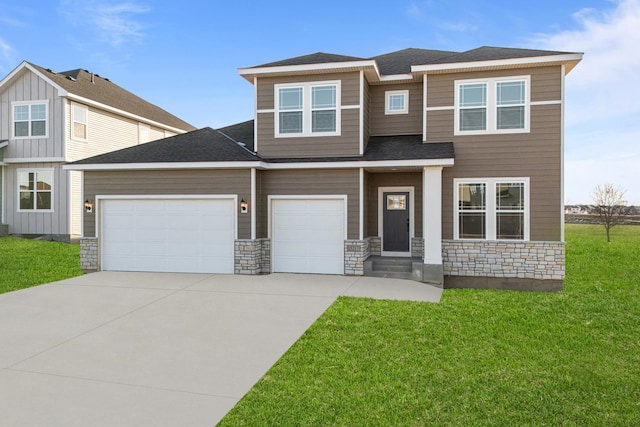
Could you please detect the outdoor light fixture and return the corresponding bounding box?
[240,198,248,214]
[84,200,93,213]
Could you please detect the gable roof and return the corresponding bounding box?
[2,62,195,132]
[371,48,457,75]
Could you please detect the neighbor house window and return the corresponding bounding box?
[72,103,88,140]
[17,169,54,211]
[385,90,409,115]
[275,81,340,137]
[13,101,48,138]
[455,178,529,240]
[455,76,529,135]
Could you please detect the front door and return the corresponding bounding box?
[383,192,410,253]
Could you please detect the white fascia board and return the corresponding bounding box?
[5,157,66,163]
[65,93,189,134]
[0,62,69,96]
[238,60,378,76]
[378,74,414,82]
[64,158,454,171]
[0,141,8,149]
[411,53,584,73]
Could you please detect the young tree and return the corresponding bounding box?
[591,184,627,242]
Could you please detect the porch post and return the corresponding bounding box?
[422,167,443,284]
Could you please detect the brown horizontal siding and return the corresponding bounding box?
[362,79,370,151]
[365,172,423,238]
[441,105,562,241]
[83,169,251,238]
[369,83,422,136]
[257,109,360,158]
[257,169,360,239]
[256,72,361,110]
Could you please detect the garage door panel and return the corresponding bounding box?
[101,198,235,274]
[271,198,344,275]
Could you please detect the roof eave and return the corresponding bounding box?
[411,53,584,74]
[0,61,69,96]
[238,60,383,82]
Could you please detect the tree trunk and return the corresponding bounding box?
[606,227,611,243]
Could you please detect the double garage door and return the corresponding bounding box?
[100,197,346,275]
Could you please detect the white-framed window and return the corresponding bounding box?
[12,101,48,138]
[454,76,530,135]
[275,81,341,137]
[385,90,409,115]
[71,103,88,140]
[454,178,529,241]
[17,169,54,211]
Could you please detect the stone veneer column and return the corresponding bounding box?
[234,240,262,275]
[344,239,370,276]
[80,237,99,272]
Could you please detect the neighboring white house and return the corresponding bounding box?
[0,61,195,241]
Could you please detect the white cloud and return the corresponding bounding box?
[0,38,15,69]
[531,0,640,204]
[59,0,150,47]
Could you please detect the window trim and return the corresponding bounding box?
[385,90,409,115]
[12,101,49,139]
[454,76,530,136]
[274,80,341,138]
[71,102,88,141]
[453,177,530,241]
[16,168,55,212]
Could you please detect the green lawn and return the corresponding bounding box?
[219,224,640,426]
[0,237,83,294]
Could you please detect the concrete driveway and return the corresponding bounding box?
[0,272,441,426]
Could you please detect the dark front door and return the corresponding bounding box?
[383,192,410,252]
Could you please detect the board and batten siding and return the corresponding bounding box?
[0,71,65,159]
[3,162,69,236]
[257,169,360,240]
[255,72,361,158]
[368,83,423,136]
[83,169,252,239]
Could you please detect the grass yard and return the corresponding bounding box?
[219,224,640,426]
[0,237,83,294]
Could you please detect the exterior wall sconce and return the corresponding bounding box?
[84,200,94,213]
[240,198,248,214]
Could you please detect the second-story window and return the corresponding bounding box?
[275,81,340,137]
[13,101,48,138]
[455,76,530,135]
[72,103,88,140]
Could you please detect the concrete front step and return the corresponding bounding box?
[364,256,444,287]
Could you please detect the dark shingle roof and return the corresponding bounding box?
[428,46,577,65]
[255,52,366,68]
[70,127,257,165]
[371,48,457,75]
[28,63,195,131]
[217,120,255,152]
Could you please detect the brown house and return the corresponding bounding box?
[66,46,582,291]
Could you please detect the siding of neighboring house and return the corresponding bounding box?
[69,170,82,235]
[3,162,69,236]
[369,82,423,136]
[426,66,564,241]
[257,169,360,239]
[83,169,252,238]
[365,172,423,238]
[255,72,361,158]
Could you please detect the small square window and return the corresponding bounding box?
[387,195,406,210]
[385,90,409,115]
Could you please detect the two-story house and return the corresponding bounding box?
[66,46,582,291]
[0,61,195,241]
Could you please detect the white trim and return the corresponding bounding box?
[5,157,66,163]
[256,109,275,114]
[530,100,562,106]
[411,53,584,73]
[70,102,88,142]
[378,186,415,257]
[63,157,455,171]
[385,90,409,115]
[253,77,259,153]
[65,93,189,135]
[0,141,9,149]
[422,74,427,142]
[359,168,364,240]
[560,65,565,242]
[239,60,379,78]
[11,100,49,139]
[379,74,413,82]
[1,165,5,223]
[16,168,55,213]
[274,80,341,138]
[341,105,360,110]
[359,70,364,155]
[251,167,256,240]
[454,76,531,136]
[0,62,68,96]
[425,106,455,111]
[453,177,530,241]
[423,167,443,264]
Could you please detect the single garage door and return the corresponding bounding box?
[271,198,345,274]
[101,198,235,274]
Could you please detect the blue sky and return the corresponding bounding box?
[1,0,638,204]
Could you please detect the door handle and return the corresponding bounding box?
[406,218,410,231]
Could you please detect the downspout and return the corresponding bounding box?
[0,141,7,226]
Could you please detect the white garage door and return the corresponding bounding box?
[271,198,345,275]
[101,198,235,274]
